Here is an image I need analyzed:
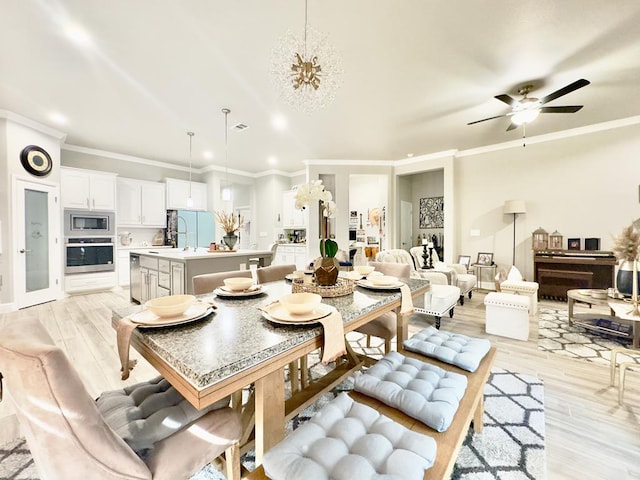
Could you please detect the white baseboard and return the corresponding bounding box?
[0,302,17,313]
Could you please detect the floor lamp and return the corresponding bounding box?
[504,200,527,266]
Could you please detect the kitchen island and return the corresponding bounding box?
[129,248,272,302]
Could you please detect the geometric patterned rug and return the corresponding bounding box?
[451,369,546,480]
[538,307,640,366]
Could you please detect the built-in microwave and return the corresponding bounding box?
[64,209,115,237]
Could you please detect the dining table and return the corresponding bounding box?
[111,277,430,465]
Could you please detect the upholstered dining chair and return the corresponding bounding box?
[256,263,296,283]
[192,269,253,294]
[354,261,412,353]
[0,317,242,480]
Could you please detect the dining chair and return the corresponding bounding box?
[192,269,253,294]
[256,263,296,283]
[354,261,412,353]
[255,262,305,391]
[0,317,242,480]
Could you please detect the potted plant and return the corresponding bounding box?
[612,224,640,297]
[294,180,339,285]
[215,211,245,250]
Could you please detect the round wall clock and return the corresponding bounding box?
[20,145,52,177]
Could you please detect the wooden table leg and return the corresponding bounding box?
[397,306,408,346]
[254,368,285,465]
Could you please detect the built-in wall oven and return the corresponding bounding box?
[65,237,115,274]
[64,209,116,274]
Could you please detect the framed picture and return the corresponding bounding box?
[476,252,493,265]
[457,255,471,268]
[568,238,581,250]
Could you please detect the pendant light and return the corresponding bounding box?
[221,108,231,202]
[186,131,195,208]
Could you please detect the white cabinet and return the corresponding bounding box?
[275,244,308,270]
[171,262,185,295]
[117,250,130,286]
[61,167,116,211]
[165,178,207,211]
[282,190,307,228]
[117,178,166,227]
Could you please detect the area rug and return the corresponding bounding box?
[538,307,640,366]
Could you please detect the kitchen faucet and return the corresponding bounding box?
[177,215,190,251]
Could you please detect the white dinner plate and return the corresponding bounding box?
[356,279,404,290]
[214,285,265,298]
[131,302,213,328]
[260,302,334,325]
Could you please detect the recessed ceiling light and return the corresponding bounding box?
[64,24,92,48]
[50,112,67,125]
[407,153,414,158]
[203,150,214,160]
[271,114,288,131]
[268,156,278,166]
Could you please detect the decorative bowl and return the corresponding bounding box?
[145,294,196,317]
[354,265,375,276]
[370,275,398,286]
[223,277,254,291]
[279,292,322,315]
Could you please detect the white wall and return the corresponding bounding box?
[455,123,640,280]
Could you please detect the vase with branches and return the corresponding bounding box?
[294,180,339,285]
[215,211,244,250]
[612,224,640,311]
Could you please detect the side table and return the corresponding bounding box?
[472,264,497,291]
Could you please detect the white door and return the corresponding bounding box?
[400,200,413,251]
[236,206,251,250]
[14,179,61,308]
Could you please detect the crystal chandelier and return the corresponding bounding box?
[271,0,343,113]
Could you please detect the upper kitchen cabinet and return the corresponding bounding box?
[165,178,207,211]
[117,177,166,227]
[282,189,307,228]
[61,167,116,211]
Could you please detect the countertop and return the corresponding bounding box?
[128,247,273,261]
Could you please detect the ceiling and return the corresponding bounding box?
[2,0,640,175]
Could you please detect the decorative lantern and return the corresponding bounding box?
[532,227,549,251]
[549,230,563,250]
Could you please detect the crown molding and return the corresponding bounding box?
[0,110,67,141]
[456,115,640,158]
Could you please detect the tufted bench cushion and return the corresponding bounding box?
[263,392,437,480]
[354,352,467,432]
[403,326,491,372]
[96,376,230,454]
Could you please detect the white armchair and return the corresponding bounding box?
[409,247,477,305]
[374,249,460,329]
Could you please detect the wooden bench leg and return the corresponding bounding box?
[473,395,484,433]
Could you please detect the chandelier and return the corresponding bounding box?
[271,0,343,113]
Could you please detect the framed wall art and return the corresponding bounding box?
[419,196,444,229]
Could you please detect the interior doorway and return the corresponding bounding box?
[13,178,61,309]
[400,200,413,251]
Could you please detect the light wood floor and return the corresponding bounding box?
[1,289,640,479]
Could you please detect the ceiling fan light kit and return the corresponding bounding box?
[468,78,590,130]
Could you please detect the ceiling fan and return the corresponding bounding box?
[468,78,590,131]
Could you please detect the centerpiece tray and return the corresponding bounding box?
[291,277,354,297]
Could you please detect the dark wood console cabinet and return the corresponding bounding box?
[534,251,616,300]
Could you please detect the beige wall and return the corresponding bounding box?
[454,123,640,280]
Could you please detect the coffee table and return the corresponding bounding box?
[567,289,640,348]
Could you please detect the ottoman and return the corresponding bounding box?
[484,291,530,341]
